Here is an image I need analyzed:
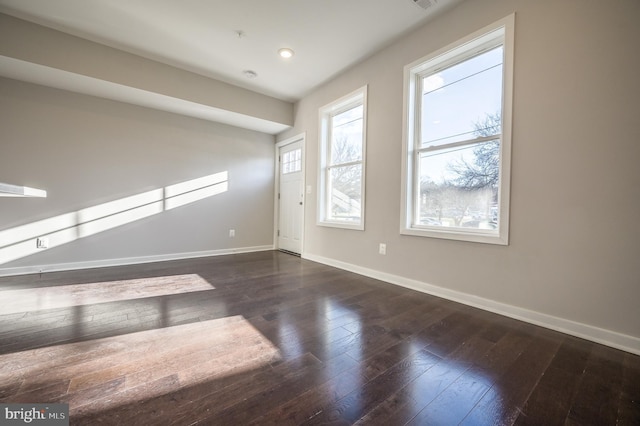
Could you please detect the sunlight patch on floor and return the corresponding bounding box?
[0,274,215,315]
[0,315,282,416]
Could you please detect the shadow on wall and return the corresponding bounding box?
[0,171,229,265]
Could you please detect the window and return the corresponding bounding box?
[319,86,367,229]
[282,148,302,174]
[401,16,514,245]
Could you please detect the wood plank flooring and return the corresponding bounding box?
[0,251,638,425]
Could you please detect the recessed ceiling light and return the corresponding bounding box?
[278,48,295,59]
[243,70,258,78]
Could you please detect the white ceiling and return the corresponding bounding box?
[0,0,462,103]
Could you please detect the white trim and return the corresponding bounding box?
[0,245,274,277]
[275,133,306,255]
[314,220,364,231]
[0,182,47,198]
[302,252,640,356]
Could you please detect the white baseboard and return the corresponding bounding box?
[0,245,274,277]
[302,252,640,356]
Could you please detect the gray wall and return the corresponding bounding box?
[1,78,275,270]
[279,0,640,345]
[0,13,294,129]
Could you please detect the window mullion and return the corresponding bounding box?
[325,166,332,220]
[333,116,362,129]
[413,149,421,227]
[328,160,362,169]
[327,116,335,169]
[412,76,424,227]
[418,134,501,154]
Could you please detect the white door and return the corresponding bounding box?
[278,140,304,254]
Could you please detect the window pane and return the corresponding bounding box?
[331,105,363,164]
[282,148,302,174]
[421,46,503,147]
[418,140,500,230]
[329,164,361,222]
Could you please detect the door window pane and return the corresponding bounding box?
[282,148,302,174]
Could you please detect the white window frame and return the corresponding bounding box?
[318,86,367,230]
[401,15,514,245]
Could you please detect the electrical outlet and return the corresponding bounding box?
[379,243,386,255]
[229,229,235,238]
[36,237,49,249]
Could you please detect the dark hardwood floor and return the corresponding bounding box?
[0,251,638,425]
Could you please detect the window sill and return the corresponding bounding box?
[318,220,364,231]
[400,226,508,245]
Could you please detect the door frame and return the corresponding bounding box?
[274,132,306,255]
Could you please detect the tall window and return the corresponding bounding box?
[319,86,367,230]
[401,16,514,244]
